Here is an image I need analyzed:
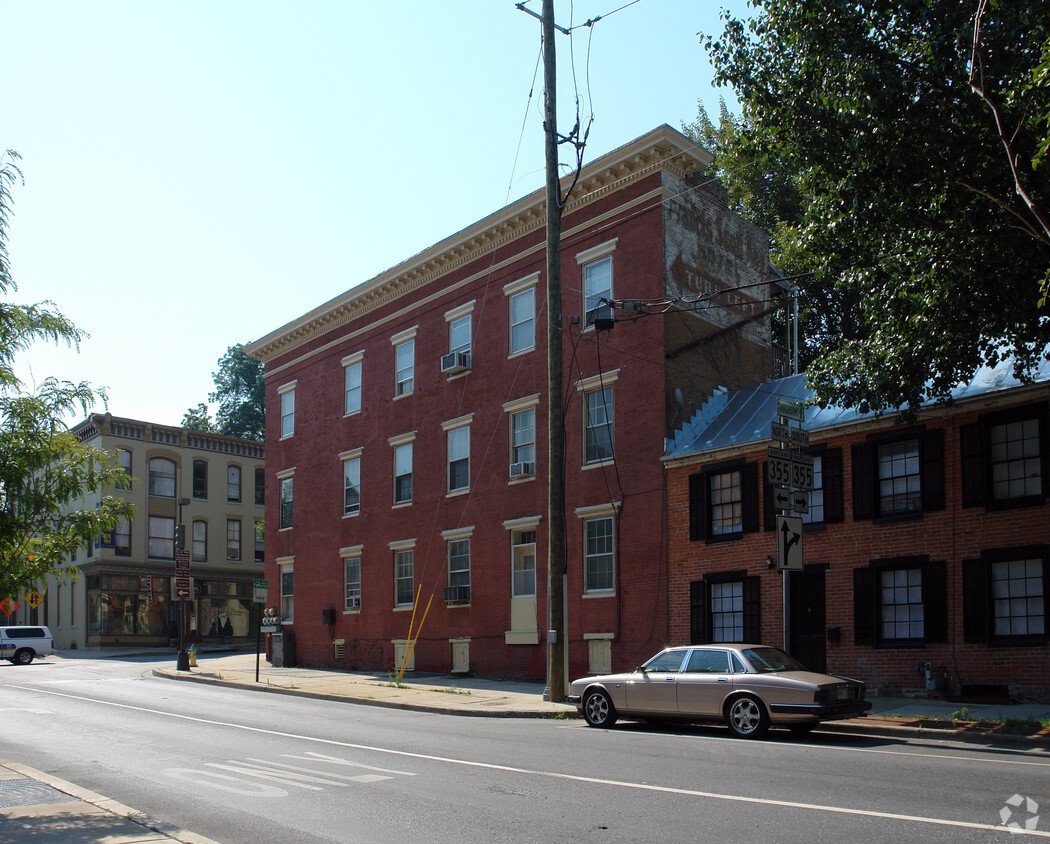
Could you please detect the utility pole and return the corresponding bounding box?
[542,0,567,702]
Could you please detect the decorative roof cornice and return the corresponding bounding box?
[246,124,712,365]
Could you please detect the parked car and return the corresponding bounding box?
[568,644,871,738]
[0,625,55,665]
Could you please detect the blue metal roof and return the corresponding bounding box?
[665,355,1050,458]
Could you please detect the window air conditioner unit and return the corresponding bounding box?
[509,461,535,478]
[440,352,471,374]
[443,585,471,603]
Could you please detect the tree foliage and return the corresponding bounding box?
[0,150,133,601]
[703,0,1050,415]
[0,380,135,599]
[189,345,265,441]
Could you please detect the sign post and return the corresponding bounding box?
[253,579,268,683]
[769,401,809,653]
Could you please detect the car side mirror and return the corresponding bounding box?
[636,666,647,674]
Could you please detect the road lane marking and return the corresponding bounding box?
[17,685,1050,837]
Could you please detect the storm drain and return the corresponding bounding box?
[0,778,73,808]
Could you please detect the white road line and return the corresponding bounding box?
[15,685,1050,837]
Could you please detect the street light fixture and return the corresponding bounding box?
[176,497,191,671]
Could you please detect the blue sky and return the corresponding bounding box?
[5,0,748,426]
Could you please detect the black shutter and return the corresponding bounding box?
[959,423,986,508]
[852,443,874,520]
[923,560,948,643]
[688,473,706,541]
[962,558,988,643]
[689,580,708,644]
[853,567,874,645]
[921,429,945,512]
[763,461,776,532]
[823,447,844,523]
[742,463,759,534]
[743,575,762,643]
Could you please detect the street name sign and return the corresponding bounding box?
[776,398,805,423]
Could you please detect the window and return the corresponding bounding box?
[689,574,761,644]
[395,547,414,607]
[392,438,413,505]
[962,405,1046,509]
[710,470,742,536]
[148,516,174,559]
[448,538,470,589]
[227,465,241,503]
[116,449,132,490]
[392,328,416,396]
[343,353,363,416]
[192,460,207,499]
[512,530,537,598]
[114,517,131,557]
[279,382,296,438]
[585,387,614,463]
[255,468,265,506]
[710,581,743,641]
[963,546,1048,645]
[227,519,242,561]
[148,457,176,498]
[278,470,294,529]
[854,557,947,646]
[444,416,472,494]
[343,453,361,516]
[344,555,361,610]
[852,430,943,520]
[254,520,264,563]
[584,517,614,592]
[512,409,535,467]
[583,256,612,325]
[509,287,535,355]
[878,439,920,514]
[279,562,294,621]
[576,371,618,465]
[880,567,924,640]
[449,314,471,355]
[192,520,207,563]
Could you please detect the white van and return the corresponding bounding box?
[0,625,55,665]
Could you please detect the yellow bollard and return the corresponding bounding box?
[189,645,197,667]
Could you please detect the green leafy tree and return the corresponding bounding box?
[198,344,265,441]
[703,1,1050,415]
[0,379,135,599]
[0,150,134,600]
[181,402,217,433]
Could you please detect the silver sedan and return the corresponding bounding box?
[567,644,871,738]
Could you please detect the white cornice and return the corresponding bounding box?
[245,125,711,365]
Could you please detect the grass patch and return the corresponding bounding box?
[430,685,471,695]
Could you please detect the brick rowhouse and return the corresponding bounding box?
[246,125,781,681]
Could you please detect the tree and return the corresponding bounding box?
[181,402,217,433]
[0,379,135,600]
[0,150,133,601]
[187,345,265,441]
[703,1,1050,415]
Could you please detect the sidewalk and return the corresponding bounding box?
[4,649,1049,844]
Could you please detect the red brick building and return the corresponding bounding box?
[246,125,781,683]
[664,361,1050,700]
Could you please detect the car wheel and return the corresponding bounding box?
[13,649,34,666]
[583,689,618,728]
[724,694,769,739]
[788,722,817,736]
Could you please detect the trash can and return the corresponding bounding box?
[272,631,296,668]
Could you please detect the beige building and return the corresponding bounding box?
[26,414,266,651]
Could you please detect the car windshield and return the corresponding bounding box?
[742,647,808,673]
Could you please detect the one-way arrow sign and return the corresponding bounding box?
[772,487,791,510]
[776,515,803,571]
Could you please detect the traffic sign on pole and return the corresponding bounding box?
[777,515,804,571]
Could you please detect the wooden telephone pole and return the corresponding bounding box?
[541,0,567,702]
